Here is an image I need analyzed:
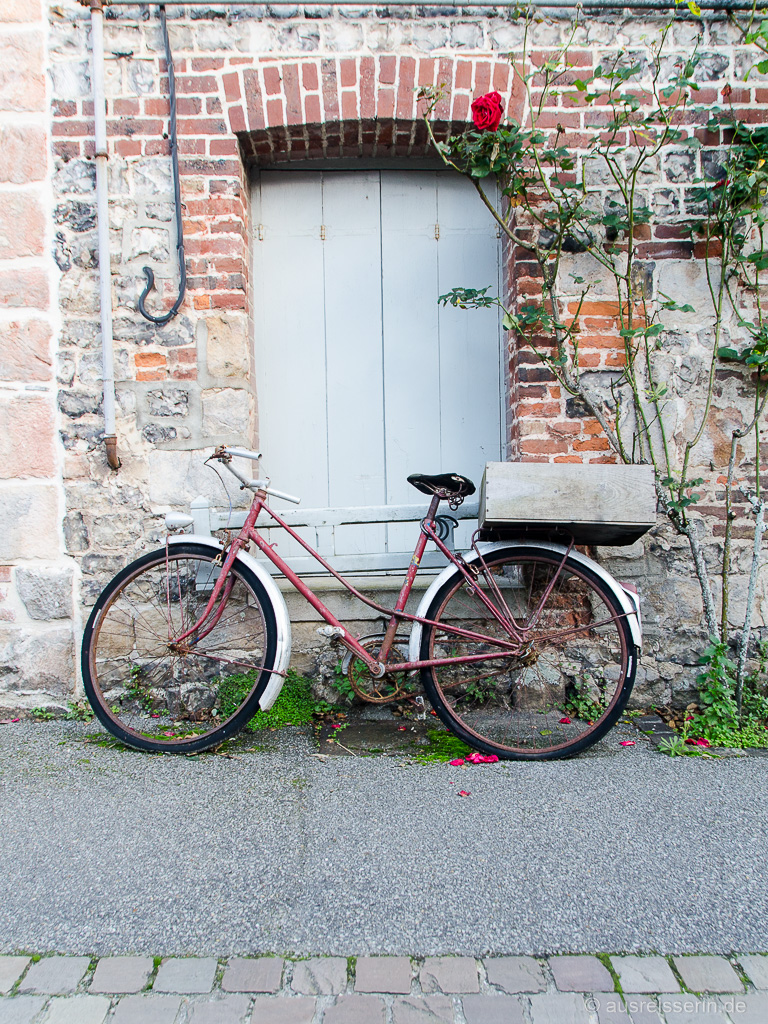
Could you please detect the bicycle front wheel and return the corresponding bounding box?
[420,546,637,760]
[82,543,278,753]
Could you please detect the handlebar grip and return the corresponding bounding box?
[266,485,301,505]
[224,446,262,461]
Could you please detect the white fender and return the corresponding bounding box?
[408,540,643,665]
[168,534,292,710]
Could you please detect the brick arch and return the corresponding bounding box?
[182,53,521,313]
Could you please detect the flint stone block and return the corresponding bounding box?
[205,315,249,379]
[611,956,679,993]
[0,956,30,994]
[290,957,346,995]
[0,625,75,694]
[44,995,111,1024]
[90,956,153,994]
[20,956,90,994]
[0,995,47,1023]
[672,956,742,994]
[355,957,411,994]
[146,387,189,419]
[420,957,479,994]
[153,957,216,994]
[201,388,251,438]
[462,994,525,1024]
[485,957,546,993]
[16,568,73,620]
[49,60,91,99]
[222,957,283,992]
[111,995,183,1024]
[247,995,315,1023]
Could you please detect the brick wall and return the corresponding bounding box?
[0,2,762,711]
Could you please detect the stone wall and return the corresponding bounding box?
[1,1,767,710]
[0,0,77,711]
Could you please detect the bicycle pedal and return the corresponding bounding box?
[317,626,345,641]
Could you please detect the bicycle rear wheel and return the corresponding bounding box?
[420,546,637,760]
[82,543,278,753]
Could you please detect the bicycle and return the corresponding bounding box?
[81,445,642,760]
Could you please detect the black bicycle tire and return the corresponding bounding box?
[420,545,638,761]
[81,543,279,754]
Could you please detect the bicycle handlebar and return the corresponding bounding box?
[220,445,262,461]
[213,446,301,504]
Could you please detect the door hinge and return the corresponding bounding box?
[434,224,440,241]
[257,224,265,241]
[320,224,326,241]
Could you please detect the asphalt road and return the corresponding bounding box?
[1,720,766,956]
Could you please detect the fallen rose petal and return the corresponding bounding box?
[620,740,636,747]
[11,718,20,723]
[449,758,465,766]
[559,716,572,724]
[397,725,407,731]
[331,724,343,729]
[696,738,710,747]
[458,790,471,797]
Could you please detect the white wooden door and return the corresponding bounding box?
[252,169,502,567]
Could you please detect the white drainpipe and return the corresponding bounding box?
[85,0,119,469]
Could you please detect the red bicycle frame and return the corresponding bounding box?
[172,486,528,678]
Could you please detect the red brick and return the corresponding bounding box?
[418,58,436,87]
[52,120,94,137]
[210,138,239,157]
[193,58,224,72]
[211,292,246,310]
[573,438,610,451]
[378,90,395,119]
[243,69,265,131]
[453,94,469,121]
[176,75,218,95]
[263,66,282,97]
[397,56,416,119]
[340,58,357,89]
[136,369,166,382]
[379,56,396,86]
[53,140,80,159]
[304,94,321,124]
[322,59,340,120]
[493,62,510,93]
[228,104,246,134]
[134,351,166,369]
[554,455,583,463]
[265,98,283,127]
[456,61,472,90]
[341,91,357,120]
[302,62,319,91]
[222,72,241,104]
[521,439,568,454]
[474,61,491,95]
[106,118,163,138]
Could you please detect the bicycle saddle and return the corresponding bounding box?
[407,472,476,499]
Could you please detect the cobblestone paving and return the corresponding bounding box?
[1,953,766,1024]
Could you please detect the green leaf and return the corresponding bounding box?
[717,347,742,361]
[502,312,518,331]
[574,79,588,92]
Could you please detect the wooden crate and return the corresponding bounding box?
[479,462,657,546]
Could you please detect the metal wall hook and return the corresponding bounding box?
[137,4,186,326]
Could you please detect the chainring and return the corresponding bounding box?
[344,634,414,704]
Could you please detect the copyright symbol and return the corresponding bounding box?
[585,997,600,1012]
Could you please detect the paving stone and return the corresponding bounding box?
[596,998,632,1024]
[620,996,669,1023]
[392,995,454,1023]
[657,994,728,1023]
[420,957,479,994]
[530,992,591,1024]
[90,956,153,994]
[186,995,251,1024]
[154,958,217,994]
[354,957,411,994]
[222,958,284,993]
[550,955,615,992]
[249,995,316,1023]
[323,994,386,1024]
[0,995,47,1024]
[737,955,768,990]
[672,957,743,994]
[722,992,768,1024]
[0,957,30,994]
[19,957,90,995]
[611,956,680,993]
[290,958,346,995]
[111,994,183,1024]
[462,993,525,1024]
[485,956,546,993]
[532,991,593,1024]
[42,995,111,1024]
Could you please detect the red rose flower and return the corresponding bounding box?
[471,91,504,133]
